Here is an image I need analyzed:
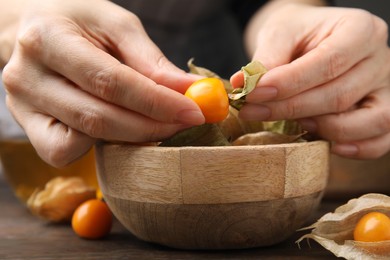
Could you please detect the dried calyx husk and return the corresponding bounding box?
[159,123,230,147]
[297,193,390,259]
[232,131,306,146]
[160,59,306,147]
[27,176,96,223]
[228,60,267,110]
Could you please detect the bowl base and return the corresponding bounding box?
[104,191,323,250]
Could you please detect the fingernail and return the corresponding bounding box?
[332,143,359,156]
[239,105,271,121]
[247,87,278,102]
[298,119,317,133]
[176,109,205,125]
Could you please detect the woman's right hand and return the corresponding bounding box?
[2,0,205,167]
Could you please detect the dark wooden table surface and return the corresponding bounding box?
[0,173,343,260]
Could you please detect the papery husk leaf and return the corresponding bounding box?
[228,61,267,100]
[187,57,220,78]
[299,235,390,260]
[217,106,264,142]
[263,120,303,135]
[232,131,306,146]
[159,124,230,147]
[228,61,267,110]
[27,176,96,223]
[297,193,390,259]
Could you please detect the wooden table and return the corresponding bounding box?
[0,173,342,260]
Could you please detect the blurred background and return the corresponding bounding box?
[335,0,390,45]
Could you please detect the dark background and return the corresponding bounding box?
[335,0,390,44]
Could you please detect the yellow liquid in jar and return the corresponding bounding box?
[0,139,98,203]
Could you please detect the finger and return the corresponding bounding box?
[331,132,390,160]
[300,89,390,143]
[251,40,293,72]
[5,96,96,167]
[17,18,204,125]
[117,35,196,93]
[241,54,380,120]
[3,54,193,145]
[230,19,296,89]
[89,3,197,93]
[255,14,375,101]
[27,72,192,142]
[230,71,244,88]
[5,73,191,165]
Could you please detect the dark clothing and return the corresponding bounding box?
[112,0,332,77]
[112,0,268,78]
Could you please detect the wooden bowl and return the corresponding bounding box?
[95,140,329,250]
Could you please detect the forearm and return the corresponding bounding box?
[244,0,329,57]
[0,0,28,68]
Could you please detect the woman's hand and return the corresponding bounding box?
[2,0,205,166]
[232,4,390,159]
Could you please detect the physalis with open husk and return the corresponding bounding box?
[161,59,306,147]
[27,176,96,223]
[297,193,390,259]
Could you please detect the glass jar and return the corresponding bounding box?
[0,83,98,203]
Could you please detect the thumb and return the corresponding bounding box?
[230,28,297,88]
[230,36,295,88]
[251,31,296,71]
